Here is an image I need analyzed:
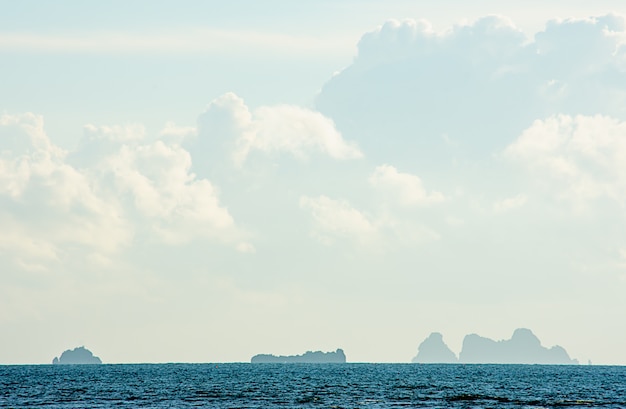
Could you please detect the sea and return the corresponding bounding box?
[1,363,625,408]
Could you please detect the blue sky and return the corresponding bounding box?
[2,1,626,364]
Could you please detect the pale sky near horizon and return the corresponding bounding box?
[2,0,626,365]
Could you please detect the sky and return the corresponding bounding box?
[2,0,626,365]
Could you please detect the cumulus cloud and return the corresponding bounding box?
[71,123,145,168]
[348,13,626,84]
[299,194,439,247]
[0,112,59,155]
[299,195,376,245]
[75,123,246,246]
[504,115,626,203]
[104,141,235,244]
[354,15,525,69]
[195,93,362,167]
[298,166,444,248]
[493,194,528,213]
[316,14,626,162]
[0,112,250,273]
[159,122,196,143]
[369,164,444,206]
[0,89,368,274]
[244,104,362,162]
[0,113,130,270]
[535,15,625,75]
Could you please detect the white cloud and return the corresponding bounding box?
[71,123,145,168]
[83,123,145,143]
[369,164,444,206]
[351,13,626,78]
[535,15,625,72]
[0,112,251,274]
[493,194,528,213]
[76,124,246,247]
[110,143,234,241]
[196,93,362,167]
[0,113,130,269]
[0,112,59,156]
[504,114,626,204]
[159,122,196,143]
[299,195,377,245]
[299,194,440,247]
[236,242,256,254]
[355,15,525,68]
[247,104,363,162]
[316,14,626,163]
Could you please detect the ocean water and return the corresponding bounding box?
[1,363,625,408]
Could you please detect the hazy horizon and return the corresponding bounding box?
[2,0,626,365]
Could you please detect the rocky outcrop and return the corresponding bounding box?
[412,332,458,363]
[459,328,578,364]
[52,346,102,365]
[413,329,578,364]
[251,348,346,363]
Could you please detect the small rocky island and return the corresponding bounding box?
[251,348,346,363]
[412,332,458,363]
[52,346,102,365]
[413,328,578,364]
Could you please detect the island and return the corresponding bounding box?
[413,328,578,364]
[251,348,346,363]
[412,332,458,363]
[52,346,102,365]
[459,328,578,364]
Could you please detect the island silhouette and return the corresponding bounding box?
[413,328,578,364]
[52,346,102,365]
[412,332,458,363]
[251,348,346,363]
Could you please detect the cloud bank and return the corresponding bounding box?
[0,93,365,275]
[317,14,626,164]
[3,11,626,365]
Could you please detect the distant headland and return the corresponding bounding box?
[413,328,578,364]
[251,348,346,363]
[52,346,102,365]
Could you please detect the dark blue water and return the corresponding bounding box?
[1,364,625,408]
